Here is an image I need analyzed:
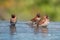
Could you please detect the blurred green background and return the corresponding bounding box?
[0,0,60,21]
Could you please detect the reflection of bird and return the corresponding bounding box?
[10,25,16,35]
[41,27,48,37]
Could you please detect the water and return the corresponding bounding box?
[0,21,60,40]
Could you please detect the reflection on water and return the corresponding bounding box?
[9,25,16,40]
[0,21,60,40]
[10,25,16,35]
[41,28,48,37]
[34,25,39,34]
[33,25,48,36]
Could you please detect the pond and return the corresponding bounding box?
[0,21,60,40]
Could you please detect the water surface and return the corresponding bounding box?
[0,21,60,40]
